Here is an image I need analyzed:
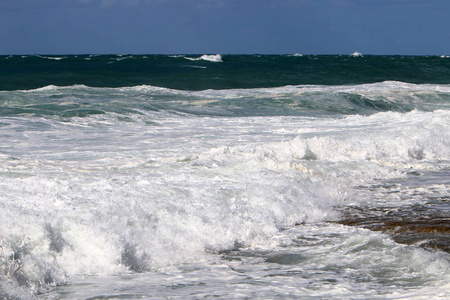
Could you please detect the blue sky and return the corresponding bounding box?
[1,0,449,55]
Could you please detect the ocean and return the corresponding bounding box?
[0,54,449,299]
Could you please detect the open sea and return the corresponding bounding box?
[0,54,449,299]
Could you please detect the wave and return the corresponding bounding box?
[184,54,223,62]
[17,55,60,59]
[1,108,449,297]
[1,81,449,119]
[40,55,65,61]
[1,91,449,297]
[1,55,450,298]
[350,51,363,57]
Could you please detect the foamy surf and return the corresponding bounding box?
[0,56,449,298]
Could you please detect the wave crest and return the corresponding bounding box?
[185,54,223,62]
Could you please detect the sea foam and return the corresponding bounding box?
[185,54,223,62]
[0,81,449,298]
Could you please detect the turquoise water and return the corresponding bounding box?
[2,54,450,91]
[0,54,449,299]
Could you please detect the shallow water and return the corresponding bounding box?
[337,170,450,253]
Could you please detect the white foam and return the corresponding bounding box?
[12,81,450,100]
[185,54,223,62]
[1,83,449,297]
[388,283,450,299]
[350,51,363,57]
[44,56,64,60]
[45,224,450,299]
[184,81,450,101]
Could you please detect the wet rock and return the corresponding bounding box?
[334,203,450,253]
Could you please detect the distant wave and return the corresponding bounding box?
[185,54,223,62]
[350,51,363,57]
[41,56,65,60]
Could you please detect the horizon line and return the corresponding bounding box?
[1,53,449,57]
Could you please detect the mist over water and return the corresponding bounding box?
[0,55,449,299]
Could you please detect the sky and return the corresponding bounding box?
[1,0,449,55]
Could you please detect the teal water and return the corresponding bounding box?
[1,54,450,91]
[2,82,450,120]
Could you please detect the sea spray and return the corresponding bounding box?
[0,55,449,299]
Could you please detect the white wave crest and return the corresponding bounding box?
[185,54,223,62]
[350,51,363,57]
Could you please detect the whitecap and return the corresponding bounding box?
[185,54,223,62]
[34,55,65,60]
[45,56,65,60]
[350,51,363,57]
